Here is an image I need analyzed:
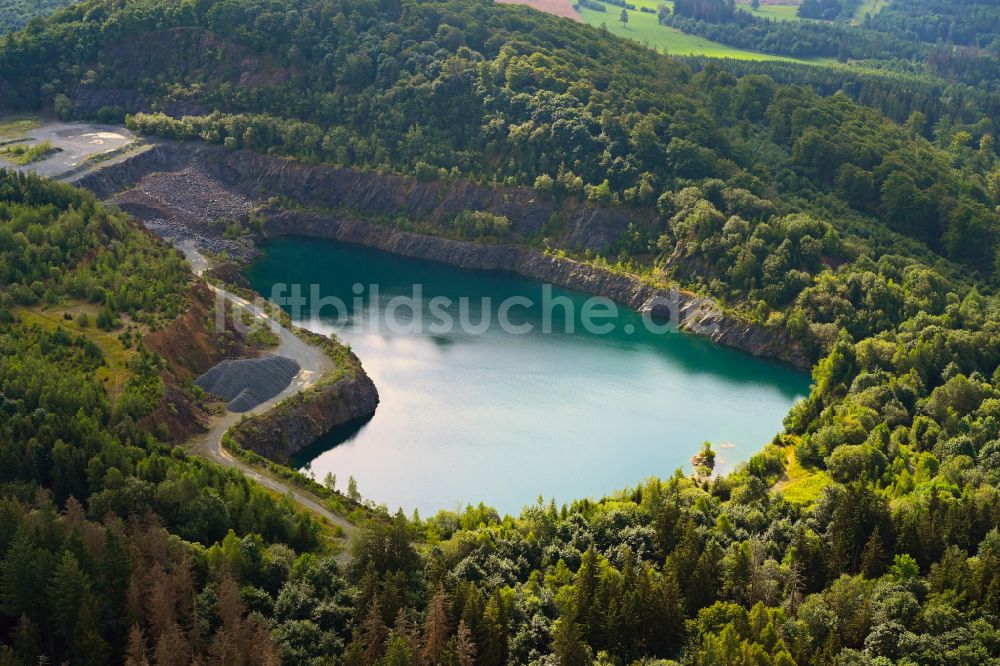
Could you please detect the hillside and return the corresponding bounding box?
[0,0,999,664]
[0,0,75,33]
[2,0,995,286]
[0,170,365,664]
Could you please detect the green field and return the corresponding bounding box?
[578,1,829,63]
[0,116,38,140]
[741,0,801,20]
[851,0,888,23]
[618,0,801,20]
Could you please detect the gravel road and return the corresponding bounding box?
[6,121,137,179]
[178,240,356,560]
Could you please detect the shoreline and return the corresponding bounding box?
[75,140,812,371]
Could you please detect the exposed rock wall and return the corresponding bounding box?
[231,352,379,463]
[79,141,811,370]
[76,142,649,251]
[261,210,812,369]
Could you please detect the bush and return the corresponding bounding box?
[414,160,439,181]
[453,210,512,239]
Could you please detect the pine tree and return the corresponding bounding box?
[11,614,41,666]
[784,560,805,617]
[478,595,507,666]
[361,597,389,664]
[860,526,886,579]
[125,624,150,666]
[100,526,133,646]
[422,588,450,665]
[551,614,592,666]
[574,548,599,642]
[209,575,246,665]
[154,622,191,666]
[1,530,47,621]
[392,609,422,666]
[71,597,111,666]
[49,550,90,644]
[383,634,416,666]
[456,620,476,666]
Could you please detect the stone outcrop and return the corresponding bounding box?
[261,210,812,369]
[76,142,649,251]
[231,352,379,463]
[78,141,811,370]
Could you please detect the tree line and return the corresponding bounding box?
[0,0,997,663]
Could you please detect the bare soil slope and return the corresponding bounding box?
[496,0,582,21]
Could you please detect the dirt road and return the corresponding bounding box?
[5,121,138,179]
[178,240,357,560]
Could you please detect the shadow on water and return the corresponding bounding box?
[292,414,374,469]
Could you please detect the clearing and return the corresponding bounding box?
[851,0,888,24]
[498,0,815,61]
[497,0,583,20]
[771,444,832,506]
[0,117,139,179]
[577,3,825,62]
[0,117,40,141]
[15,301,140,403]
[738,0,801,21]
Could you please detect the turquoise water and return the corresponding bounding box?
[246,236,810,515]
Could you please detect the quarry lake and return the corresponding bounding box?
[246,236,811,515]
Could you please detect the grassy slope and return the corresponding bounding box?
[741,0,800,21]
[14,302,139,402]
[578,0,833,63]
[0,116,38,140]
[850,0,887,24]
[771,443,832,505]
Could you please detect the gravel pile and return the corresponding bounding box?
[113,165,260,262]
[196,356,300,412]
[114,165,254,226]
[140,216,258,262]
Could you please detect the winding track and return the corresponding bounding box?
[179,240,357,558]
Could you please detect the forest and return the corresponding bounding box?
[0,171,340,664]
[795,0,859,22]
[661,0,1000,76]
[0,0,75,33]
[0,0,999,664]
[3,0,996,282]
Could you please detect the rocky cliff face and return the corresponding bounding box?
[76,142,650,252]
[231,353,379,463]
[78,141,811,370]
[261,210,812,369]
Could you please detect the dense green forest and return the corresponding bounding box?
[660,0,1000,80]
[796,0,859,22]
[3,0,997,286]
[0,0,1000,664]
[1,171,999,665]
[865,0,1000,50]
[0,0,75,33]
[0,171,345,664]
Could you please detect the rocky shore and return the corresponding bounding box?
[230,350,379,463]
[77,140,811,372]
[261,210,812,369]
